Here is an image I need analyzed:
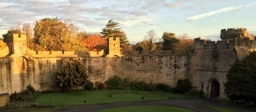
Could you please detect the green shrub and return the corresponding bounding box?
[144,83,156,91]
[105,75,123,89]
[10,85,41,102]
[156,83,171,92]
[130,81,155,91]
[173,79,192,93]
[120,78,131,89]
[84,81,94,90]
[6,101,38,109]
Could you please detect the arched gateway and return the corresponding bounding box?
[210,80,220,97]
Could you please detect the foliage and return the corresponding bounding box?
[84,81,94,90]
[162,32,179,50]
[9,85,41,102]
[101,19,128,44]
[8,85,40,109]
[130,81,156,91]
[173,34,194,50]
[225,51,256,100]
[83,33,107,51]
[135,30,157,53]
[6,101,39,109]
[156,83,172,92]
[0,39,7,50]
[33,17,85,51]
[173,79,192,93]
[105,75,156,91]
[3,29,21,42]
[121,44,133,54]
[55,58,89,92]
[105,75,123,89]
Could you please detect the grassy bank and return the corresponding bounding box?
[35,89,198,106]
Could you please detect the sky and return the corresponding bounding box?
[0,0,256,43]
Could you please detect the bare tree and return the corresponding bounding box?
[136,30,158,53]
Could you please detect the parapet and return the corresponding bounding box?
[220,28,252,40]
[194,38,233,50]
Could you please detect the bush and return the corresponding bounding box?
[84,81,94,90]
[105,75,123,89]
[120,78,131,89]
[156,83,171,92]
[95,82,105,90]
[6,101,38,109]
[173,79,192,93]
[130,81,156,91]
[10,85,41,102]
[55,58,89,92]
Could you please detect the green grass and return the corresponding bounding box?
[35,90,197,106]
[207,105,236,112]
[98,105,195,112]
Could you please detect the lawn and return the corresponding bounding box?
[99,105,195,112]
[35,89,198,106]
[207,105,235,112]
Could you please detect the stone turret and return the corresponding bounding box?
[4,34,27,56]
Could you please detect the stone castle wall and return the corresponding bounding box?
[0,55,188,93]
[0,28,256,101]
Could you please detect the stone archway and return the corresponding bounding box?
[210,80,220,97]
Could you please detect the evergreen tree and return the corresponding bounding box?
[101,20,128,44]
[225,51,256,100]
[162,32,179,50]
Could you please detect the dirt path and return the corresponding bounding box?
[1,98,256,112]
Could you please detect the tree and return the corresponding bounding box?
[173,34,194,50]
[162,32,179,50]
[173,79,192,93]
[225,51,256,101]
[34,17,82,51]
[101,20,128,44]
[83,33,107,52]
[55,58,89,92]
[21,23,34,49]
[136,30,157,53]
[0,39,7,50]
[3,29,21,42]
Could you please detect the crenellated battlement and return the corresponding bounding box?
[194,38,234,50]
[220,28,252,41]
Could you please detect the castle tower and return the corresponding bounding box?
[4,33,27,56]
[106,36,121,57]
[220,28,252,41]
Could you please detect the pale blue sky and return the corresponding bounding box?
[0,0,255,43]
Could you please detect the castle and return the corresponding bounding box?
[0,28,255,102]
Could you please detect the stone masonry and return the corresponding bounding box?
[0,28,255,102]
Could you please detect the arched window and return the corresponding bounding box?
[212,58,218,70]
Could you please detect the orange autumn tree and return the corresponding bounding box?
[83,34,107,52]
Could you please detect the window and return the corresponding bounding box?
[212,58,218,70]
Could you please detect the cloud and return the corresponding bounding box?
[186,2,256,21]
